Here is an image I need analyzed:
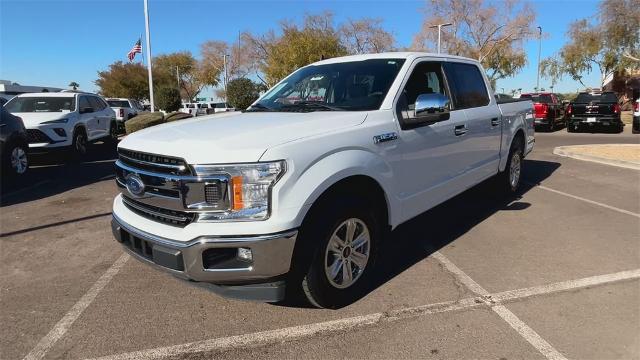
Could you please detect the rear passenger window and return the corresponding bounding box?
[443,63,490,109]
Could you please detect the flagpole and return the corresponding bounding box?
[139,33,144,65]
[143,0,154,111]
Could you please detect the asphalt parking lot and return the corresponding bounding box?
[1,128,639,360]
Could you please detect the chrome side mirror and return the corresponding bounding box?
[415,93,450,119]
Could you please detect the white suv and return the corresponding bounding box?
[4,92,117,156]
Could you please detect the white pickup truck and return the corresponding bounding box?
[112,53,534,308]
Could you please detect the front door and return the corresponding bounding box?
[393,60,469,221]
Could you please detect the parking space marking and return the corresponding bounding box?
[431,251,567,360]
[22,254,130,360]
[491,269,640,303]
[86,267,639,360]
[526,182,640,219]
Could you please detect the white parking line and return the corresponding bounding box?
[86,267,640,360]
[527,182,640,219]
[22,254,130,360]
[431,251,568,360]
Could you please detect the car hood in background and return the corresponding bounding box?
[118,111,367,164]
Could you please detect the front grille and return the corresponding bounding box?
[122,196,195,227]
[118,148,190,175]
[26,129,52,144]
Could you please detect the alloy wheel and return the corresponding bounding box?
[10,146,28,174]
[324,218,371,289]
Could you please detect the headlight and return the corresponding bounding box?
[193,161,286,221]
[41,118,69,124]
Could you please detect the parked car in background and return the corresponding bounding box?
[633,99,639,134]
[566,91,623,133]
[107,98,144,133]
[179,103,198,116]
[495,93,513,101]
[0,106,29,176]
[111,52,535,308]
[212,102,235,113]
[4,92,118,156]
[520,92,565,131]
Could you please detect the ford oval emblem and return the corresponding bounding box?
[125,174,145,197]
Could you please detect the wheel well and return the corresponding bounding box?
[73,125,87,136]
[304,175,390,229]
[513,129,525,149]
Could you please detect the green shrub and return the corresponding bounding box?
[125,112,165,134]
[165,111,193,122]
[227,78,263,110]
[156,87,182,112]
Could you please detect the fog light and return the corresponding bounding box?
[53,128,66,137]
[237,247,252,261]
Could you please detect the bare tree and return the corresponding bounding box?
[412,0,536,83]
[340,18,395,54]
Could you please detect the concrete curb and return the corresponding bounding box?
[553,144,640,170]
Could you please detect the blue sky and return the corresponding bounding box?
[0,0,601,97]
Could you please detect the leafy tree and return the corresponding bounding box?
[244,12,347,86]
[156,87,182,112]
[226,78,263,110]
[68,81,79,90]
[95,62,153,100]
[340,17,395,54]
[154,52,220,102]
[541,0,639,87]
[412,0,536,84]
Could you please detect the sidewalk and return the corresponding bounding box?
[553,144,640,170]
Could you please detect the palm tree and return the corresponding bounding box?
[68,82,79,90]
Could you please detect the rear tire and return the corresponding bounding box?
[497,136,524,194]
[106,121,118,144]
[299,195,381,309]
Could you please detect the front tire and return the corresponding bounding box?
[106,121,118,144]
[300,196,380,309]
[71,128,88,158]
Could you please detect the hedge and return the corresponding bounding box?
[124,111,194,134]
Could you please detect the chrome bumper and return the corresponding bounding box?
[111,214,297,284]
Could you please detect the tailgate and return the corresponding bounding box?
[572,102,617,117]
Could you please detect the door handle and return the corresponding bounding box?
[491,117,500,126]
[454,124,468,136]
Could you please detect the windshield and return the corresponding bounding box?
[252,58,406,112]
[107,100,131,108]
[5,97,76,112]
[574,92,618,103]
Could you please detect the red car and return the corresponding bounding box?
[520,93,565,131]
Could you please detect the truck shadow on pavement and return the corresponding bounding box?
[0,142,118,207]
[369,159,561,305]
[281,159,561,308]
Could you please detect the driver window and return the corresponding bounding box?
[397,62,447,120]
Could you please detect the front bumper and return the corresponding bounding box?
[111,214,297,285]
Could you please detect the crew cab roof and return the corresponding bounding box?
[310,52,481,66]
[14,92,76,98]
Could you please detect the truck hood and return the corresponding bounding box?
[118,111,366,164]
[12,112,74,128]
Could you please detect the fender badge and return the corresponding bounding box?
[373,132,398,144]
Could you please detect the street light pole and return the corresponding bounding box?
[429,22,452,54]
[143,0,154,111]
[536,26,542,92]
[223,54,229,103]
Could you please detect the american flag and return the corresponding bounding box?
[127,39,142,62]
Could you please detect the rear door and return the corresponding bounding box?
[78,96,98,139]
[443,61,502,182]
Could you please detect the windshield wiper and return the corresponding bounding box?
[245,103,274,112]
[279,101,344,112]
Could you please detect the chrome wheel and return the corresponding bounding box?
[110,123,118,140]
[509,151,521,189]
[75,132,87,154]
[10,146,28,174]
[324,218,370,289]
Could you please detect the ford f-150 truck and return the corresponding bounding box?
[111,53,534,308]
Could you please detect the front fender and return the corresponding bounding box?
[268,147,400,229]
